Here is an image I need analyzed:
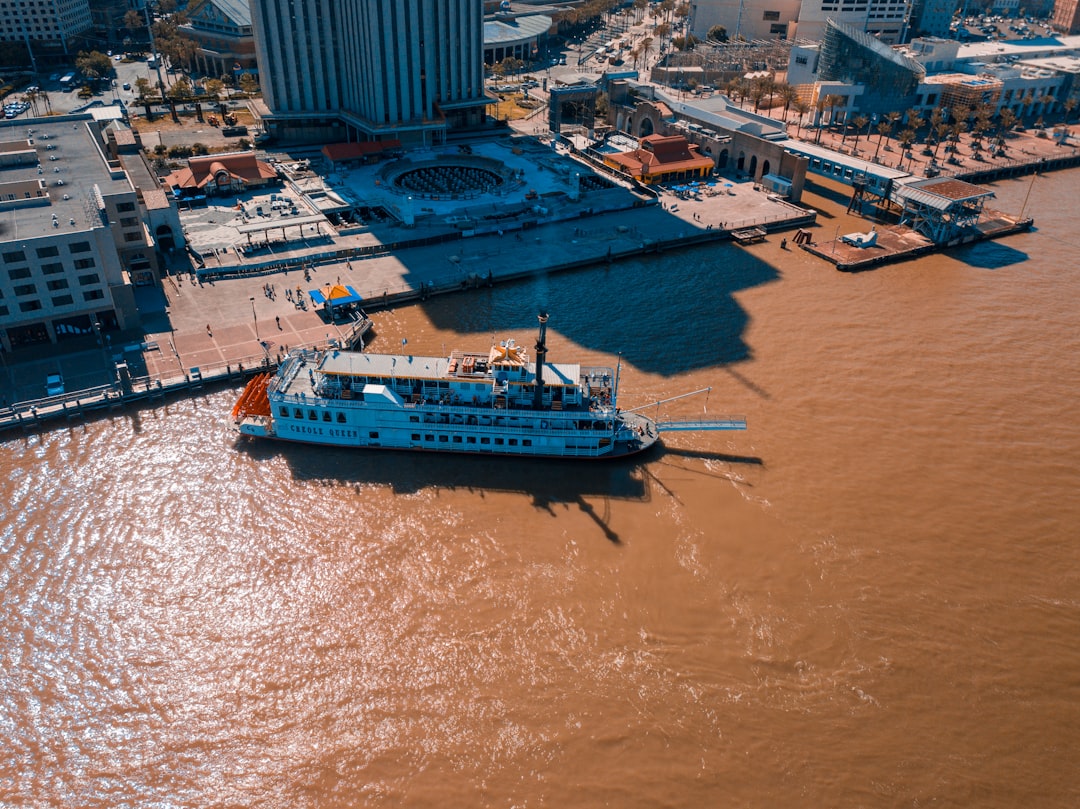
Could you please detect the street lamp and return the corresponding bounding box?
[250,296,258,338]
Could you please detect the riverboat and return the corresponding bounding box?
[233,314,668,459]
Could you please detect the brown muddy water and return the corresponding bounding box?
[1,171,1077,808]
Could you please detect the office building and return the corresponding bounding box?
[250,0,488,146]
[797,0,914,44]
[817,20,924,113]
[0,113,162,350]
[180,0,258,78]
[0,0,93,55]
[691,0,802,42]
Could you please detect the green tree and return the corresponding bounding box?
[135,75,156,121]
[75,51,113,83]
[124,9,144,35]
[707,25,728,42]
[239,73,260,96]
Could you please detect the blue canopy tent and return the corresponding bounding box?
[309,284,363,318]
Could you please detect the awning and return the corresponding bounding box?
[309,284,363,307]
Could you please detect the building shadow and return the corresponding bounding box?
[405,234,780,376]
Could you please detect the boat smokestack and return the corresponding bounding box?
[533,312,549,410]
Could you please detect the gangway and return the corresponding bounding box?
[621,387,747,431]
[658,418,746,432]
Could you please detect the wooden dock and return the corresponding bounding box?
[801,214,1033,272]
[731,226,767,245]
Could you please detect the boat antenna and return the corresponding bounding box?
[533,311,549,410]
[613,352,622,410]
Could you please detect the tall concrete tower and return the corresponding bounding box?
[251,0,488,145]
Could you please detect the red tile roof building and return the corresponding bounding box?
[164,152,278,196]
[601,134,714,185]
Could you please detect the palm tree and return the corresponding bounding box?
[1063,97,1077,124]
[749,78,768,113]
[932,121,950,160]
[873,119,891,161]
[898,129,916,167]
[793,100,810,137]
[779,84,798,120]
[998,106,1018,135]
[850,115,869,150]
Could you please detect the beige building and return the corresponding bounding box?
[0,113,163,350]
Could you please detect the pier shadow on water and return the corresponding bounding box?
[412,245,779,376]
[952,240,1030,270]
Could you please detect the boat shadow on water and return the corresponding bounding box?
[233,439,764,544]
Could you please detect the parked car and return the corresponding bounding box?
[45,373,65,396]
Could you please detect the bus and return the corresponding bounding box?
[59,73,76,91]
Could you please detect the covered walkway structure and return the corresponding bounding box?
[893,178,995,244]
[783,140,912,201]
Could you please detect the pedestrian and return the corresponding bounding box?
[781,238,788,249]
[276,315,281,329]
[206,324,212,337]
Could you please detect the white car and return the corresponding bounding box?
[45,373,65,396]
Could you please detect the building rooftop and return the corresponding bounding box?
[652,91,788,140]
[483,14,552,46]
[0,115,135,241]
[956,34,1080,61]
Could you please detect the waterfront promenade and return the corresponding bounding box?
[0,182,813,432]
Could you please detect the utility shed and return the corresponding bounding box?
[893,177,995,244]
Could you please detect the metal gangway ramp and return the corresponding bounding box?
[623,388,746,432]
[657,417,746,432]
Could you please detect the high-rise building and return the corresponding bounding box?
[691,0,802,42]
[0,0,93,55]
[797,0,914,44]
[88,0,147,49]
[1052,0,1080,35]
[250,0,488,145]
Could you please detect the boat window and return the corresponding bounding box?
[280,407,289,417]
[322,411,331,422]
[409,415,419,423]
[337,413,346,423]
[308,410,318,420]
[425,434,434,442]
[467,437,476,444]
[439,435,449,442]
[522,439,532,447]
[480,437,490,444]
[412,434,421,441]
[509,439,517,446]
[294,408,303,419]
[453,436,462,443]
[495,438,503,445]
[369,431,379,439]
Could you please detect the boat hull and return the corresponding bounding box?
[238,404,659,460]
